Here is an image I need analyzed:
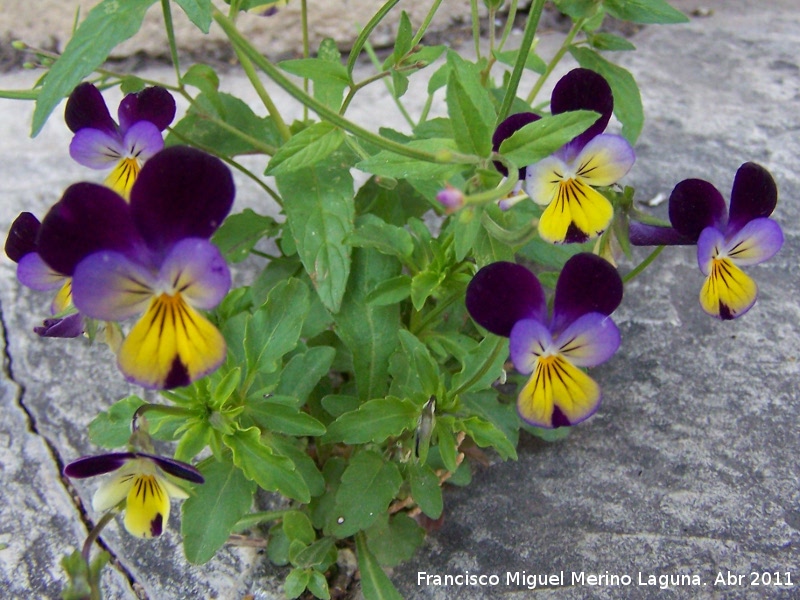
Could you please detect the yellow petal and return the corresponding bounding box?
[537,178,613,244]
[699,257,757,319]
[123,474,171,538]
[52,279,73,314]
[104,157,141,200]
[117,293,226,389]
[92,465,137,512]
[517,354,601,428]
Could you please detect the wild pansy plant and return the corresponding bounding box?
[66,82,176,199]
[630,162,784,319]
[2,0,784,598]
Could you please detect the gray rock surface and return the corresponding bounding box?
[1,1,798,599]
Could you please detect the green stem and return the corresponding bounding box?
[495,0,546,125]
[347,0,401,74]
[623,245,665,283]
[213,10,449,164]
[410,0,445,48]
[525,17,585,104]
[232,45,291,142]
[301,0,310,121]
[463,154,519,205]
[160,0,182,84]
[348,40,415,127]
[497,0,520,52]
[470,0,482,61]
[233,509,294,532]
[81,510,117,563]
[132,403,195,433]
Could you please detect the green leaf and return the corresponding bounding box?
[292,536,336,570]
[498,110,601,167]
[212,209,280,263]
[283,510,316,545]
[408,463,443,518]
[31,0,157,136]
[365,275,411,306]
[410,270,445,311]
[284,568,311,599]
[450,335,508,395]
[392,11,414,62]
[587,32,637,51]
[459,416,518,460]
[275,346,337,403]
[246,399,327,436]
[356,138,461,180]
[553,0,601,19]
[307,569,332,600]
[493,47,547,74]
[276,157,355,313]
[225,427,310,502]
[266,122,346,175]
[333,248,402,401]
[322,397,418,444]
[461,391,520,448]
[245,279,310,375]
[329,451,402,538]
[279,56,350,85]
[270,436,326,498]
[182,457,255,564]
[604,0,688,23]
[347,214,414,258]
[569,47,644,144]
[396,330,439,396]
[356,532,403,600]
[88,395,145,448]
[365,513,425,567]
[446,53,496,157]
[321,394,360,417]
[173,0,213,32]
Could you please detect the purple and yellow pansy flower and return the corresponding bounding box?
[493,68,635,244]
[66,83,176,199]
[4,212,84,338]
[65,451,204,539]
[466,253,623,428]
[36,146,235,389]
[630,162,783,319]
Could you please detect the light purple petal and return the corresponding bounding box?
[137,452,204,483]
[554,312,620,367]
[728,162,778,233]
[509,318,553,374]
[697,226,725,276]
[17,252,66,291]
[466,262,547,337]
[572,134,635,186]
[158,238,231,309]
[72,251,157,321]
[64,452,136,478]
[122,121,164,162]
[552,253,623,331]
[69,128,125,169]
[724,217,783,267]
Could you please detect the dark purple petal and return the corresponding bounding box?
[130,146,235,253]
[37,182,142,276]
[552,253,622,330]
[728,162,778,233]
[668,178,727,240]
[65,83,117,134]
[5,212,40,262]
[34,314,85,338]
[492,112,541,177]
[550,68,613,149]
[64,452,136,478]
[466,262,547,337]
[138,452,205,483]
[118,86,176,132]
[628,221,696,246]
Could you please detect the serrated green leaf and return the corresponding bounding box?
[396,330,439,396]
[31,0,157,136]
[365,513,425,567]
[333,248,402,401]
[323,397,418,444]
[245,279,310,375]
[498,110,600,167]
[569,47,644,143]
[329,452,402,538]
[225,427,310,502]
[212,209,280,263]
[270,436,326,498]
[356,138,461,180]
[266,122,346,175]
[173,0,213,32]
[347,214,414,258]
[604,0,688,23]
[356,532,403,600]
[459,416,518,460]
[450,335,509,395]
[182,457,255,564]
[277,158,355,313]
[408,463,443,518]
[446,53,496,157]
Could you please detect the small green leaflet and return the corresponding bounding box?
[322,397,418,444]
[498,110,600,167]
[266,122,346,175]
